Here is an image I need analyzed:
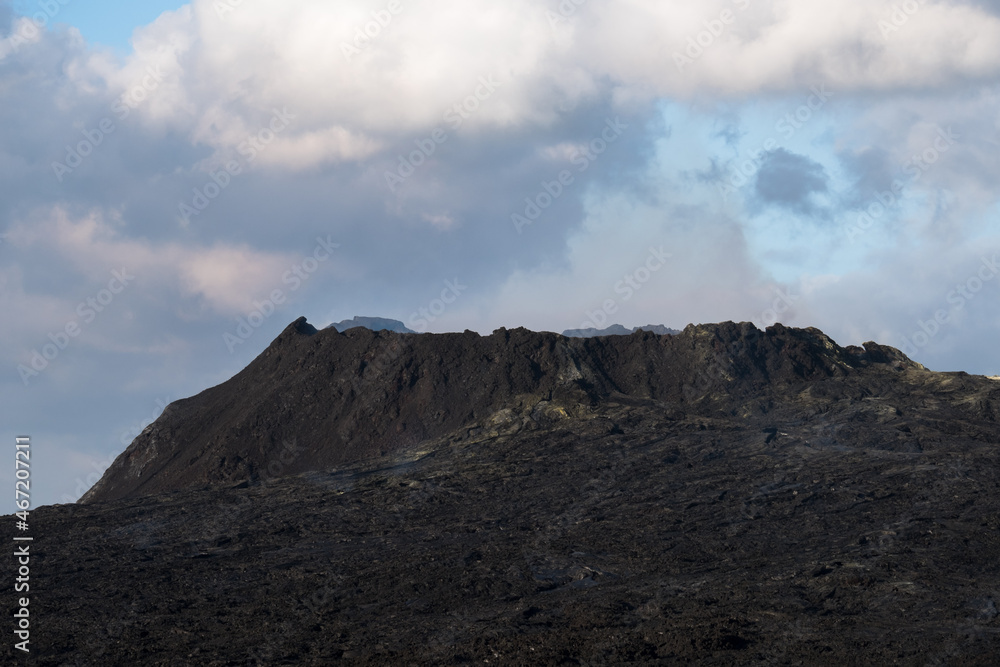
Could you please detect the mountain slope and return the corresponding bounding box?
[80,317,994,505]
[9,318,1000,664]
[12,341,1000,664]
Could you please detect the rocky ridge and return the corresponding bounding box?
[82,318,935,504]
[13,318,997,664]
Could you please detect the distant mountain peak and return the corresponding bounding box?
[562,323,681,338]
[327,316,415,334]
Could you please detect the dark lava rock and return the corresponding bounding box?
[83,318,928,504]
[8,319,1000,664]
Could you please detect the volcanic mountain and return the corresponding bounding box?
[9,318,1000,664]
[82,317,935,504]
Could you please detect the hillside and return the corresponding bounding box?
[81,317,947,504]
[10,318,996,664]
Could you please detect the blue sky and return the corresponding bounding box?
[3,0,1000,511]
[11,0,183,53]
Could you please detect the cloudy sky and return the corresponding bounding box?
[3,0,999,510]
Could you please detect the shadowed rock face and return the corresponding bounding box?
[83,317,961,505]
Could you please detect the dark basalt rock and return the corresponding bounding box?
[82,318,928,504]
[8,318,1000,664]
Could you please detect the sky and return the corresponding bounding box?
[2,0,1000,511]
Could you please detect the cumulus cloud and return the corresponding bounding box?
[51,0,1000,170]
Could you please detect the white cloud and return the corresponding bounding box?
[485,186,780,333]
[540,142,588,162]
[584,0,1000,96]
[72,0,1000,171]
[7,207,299,314]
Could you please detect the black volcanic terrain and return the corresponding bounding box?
[7,320,1000,664]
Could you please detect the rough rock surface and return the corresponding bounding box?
[7,319,1000,664]
[84,318,925,504]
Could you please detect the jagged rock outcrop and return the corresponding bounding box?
[81,317,987,505]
